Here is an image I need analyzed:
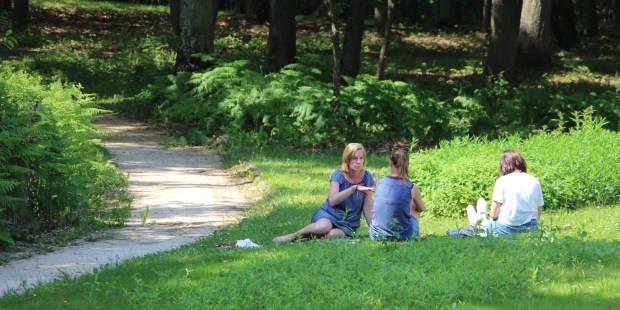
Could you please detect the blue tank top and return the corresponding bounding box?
[370,176,418,240]
[318,170,375,230]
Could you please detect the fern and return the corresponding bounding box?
[0,67,128,246]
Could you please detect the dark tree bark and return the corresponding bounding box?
[268,0,296,69]
[0,0,11,11]
[483,0,492,32]
[393,0,419,24]
[330,0,342,99]
[433,0,460,27]
[170,0,181,38]
[583,0,598,37]
[255,0,269,24]
[376,0,394,80]
[341,0,368,78]
[517,0,552,68]
[233,0,269,23]
[374,0,387,35]
[551,0,578,49]
[615,0,620,27]
[175,0,218,72]
[486,0,519,81]
[13,0,28,29]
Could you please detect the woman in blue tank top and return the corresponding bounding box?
[273,143,375,243]
[370,147,426,241]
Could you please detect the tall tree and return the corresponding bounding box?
[583,0,598,37]
[0,0,11,11]
[376,0,394,80]
[615,0,620,27]
[170,0,180,37]
[267,0,296,70]
[486,0,519,81]
[517,0,552,68]
[483,0,492,32]
[13,0,28,29]
[329,0,343,99]
[175,0,218,72]
[433,0,460,27]
[550,0,578,50]
[341,0,368,78]
[374,0,387,35]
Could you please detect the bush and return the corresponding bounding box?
[411,109,620,217]
[155,60,459,147]
[0,67,128,247]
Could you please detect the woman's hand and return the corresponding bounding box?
[356,185,374,193]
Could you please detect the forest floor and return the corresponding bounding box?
[0,113,252,296]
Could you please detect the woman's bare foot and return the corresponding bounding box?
[272,233,298,243]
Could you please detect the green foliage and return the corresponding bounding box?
[0,13,17,50]
[0,67,129,247]
[411,109,620,216]
[1,144,618,309]
[155,60,466,147]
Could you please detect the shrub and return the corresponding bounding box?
[411,109,620,217]
[155,60,458,147]
[0,67,128,247]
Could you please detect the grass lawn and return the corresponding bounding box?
[1,1,619,308]
[0,147,618,309]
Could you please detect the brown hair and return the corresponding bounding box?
[390,147,409,181]
[499,150,527,176]
[340,143,366,173]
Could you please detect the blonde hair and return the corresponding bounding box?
[340,143,366,173]
[390,147,409,180]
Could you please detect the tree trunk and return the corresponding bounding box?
[330,0,342,99]
[615,0,620,27]
[170,0,181,37]
[255,0,269,24]
[486,0,519,81]
[175,0,218,72]
[374,0,386,35]
[433,0,460,27]
[341,0,368,78]
[550,0,578,49]
[517,0,551,68]
[483,0,492,32]
[0,0,11,11]
[395,0,419,24]
[268,0,296,70]
[376,0,394,80]
[13,0,28,29]
[583,0,598,37]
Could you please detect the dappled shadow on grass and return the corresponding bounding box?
[0,191,618,309]
[4,5,175,99]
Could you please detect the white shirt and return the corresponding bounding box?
[492,172,544,226]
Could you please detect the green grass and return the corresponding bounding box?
[1,0,619,308]
[31,0,169,13]
[0,146,618,309]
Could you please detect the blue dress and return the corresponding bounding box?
[369,176,419,241]
[312,170,375,237]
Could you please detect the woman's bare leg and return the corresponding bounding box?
[272,218,334,243]
[325,228,346,239]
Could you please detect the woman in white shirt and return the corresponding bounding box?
[467,150,544,235]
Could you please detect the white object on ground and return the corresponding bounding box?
[235,239,260,248]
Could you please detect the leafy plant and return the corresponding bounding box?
[0,67,129,247]
[411,108,620,216]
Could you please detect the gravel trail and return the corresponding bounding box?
[0,113,249,296]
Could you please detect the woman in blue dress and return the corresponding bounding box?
[370,147,426,241]
[272,143,375,243]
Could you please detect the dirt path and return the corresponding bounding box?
[0,113,249,296]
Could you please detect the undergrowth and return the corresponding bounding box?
[0,67,130,248]
[411,108,620,216]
